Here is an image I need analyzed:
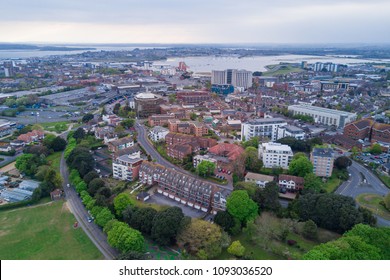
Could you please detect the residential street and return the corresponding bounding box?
[60,153,118,260]
[135,121,233,195]
[336,160,390,227]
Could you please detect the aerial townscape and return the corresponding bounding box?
[1,0,390,264]
[0,43,389,261]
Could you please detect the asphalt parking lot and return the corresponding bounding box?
[148,193,206,218]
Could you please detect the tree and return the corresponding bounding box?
[226,190,259,224]
[196,161,216,177]
[107,221,145,253]
[127,207,157,235]
[88,178,105,196]
[95,207,115,227]
[50,137,67,152]
[253,181,281,211]
[303,220,318,240]
[151,207,184,246]
[121,118,135,129]
[231,154,246,179]
[189,112,197,121]
[370,143,382,155]
[73,127,86,141]
[113,103,121,114]
[67,146,95,177]
[334,156,352,170]
[177,219,226,259]
[351,146,359,158]
[303,173,324,193]
[42,134,56,148]
[15,153,46,176]
[384,193,390,211]
[244,147,263,172]
[288,156,313,177]
[24,145,50,157]
[83,171,100,185]
[227,241,245,257]
[214,211,235,233]
[114,193,134,217]
[82,113,94,123]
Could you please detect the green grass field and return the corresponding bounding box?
[0,200,103,260]
[356,193,390,220]
[379,174,390,188]
[263,64,303,76]
[38,121,69,133]
[46,152,62,173]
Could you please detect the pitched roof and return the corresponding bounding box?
[279,174,304,184]
[245,172,274,182]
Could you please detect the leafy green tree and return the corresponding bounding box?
[114,193,134,217]
[351,146,359,158]
[88,178,105,196]
[121,118,135,129]
[288,156,313,177]
[75,181,87,193]
[244,147,263,172]
[42,134,56,148]
[127,207,157,235]
[214,211,235,234]
[66,146,94,177]
[334,156,352,170]
[303,173,324,193]
[151,207,184,246]
[226,190,259,224]
[177,219,226,260]
[82,113,94,123]
[252,181,281,211]
[83,171,100,185]
[95,207,115,227]
[303,219,318,240]
[370,143,382,155]
[227,240,245,257]
[107,221,145,253]
[196,161,216,177]
[50,137,67,152]
[73,127,86,141]
[15,153,46,176]
[113,103,121,115]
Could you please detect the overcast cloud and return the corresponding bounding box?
[1,0,389,44]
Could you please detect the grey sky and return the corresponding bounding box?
[1,0,389,44]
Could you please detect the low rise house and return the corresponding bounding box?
[17,130,44,144]
[278,174,304,192]
[208,143,244,162]
[108,136,134,153]
[245,172,275,188]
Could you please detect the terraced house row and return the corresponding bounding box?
[139,161,226,214]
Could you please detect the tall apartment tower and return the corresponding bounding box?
[211,69,252,89]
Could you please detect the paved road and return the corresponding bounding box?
[59,144,118,259]
[336,160,390,227]
[135,122,233,194]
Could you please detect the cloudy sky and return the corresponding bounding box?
[1,0,389,44]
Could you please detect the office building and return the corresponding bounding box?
[288,104,356,128]
[134,92,164,118]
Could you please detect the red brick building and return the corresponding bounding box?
[343,118,390,145]
[176,91,211,105]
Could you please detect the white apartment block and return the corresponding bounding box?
[211,69,253,89]
[258,142,293,169]
[241,118,288,141]
[288,104,356,128]
[193,155,218,168]
[149,126,170,142]
[277,125,305,140]
[112,154,143,181]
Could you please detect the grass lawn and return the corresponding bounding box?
[46,152,62,173]
[263,64,303,76]
[356,193,390,220]
[0,200,103,260]
[38,121,69,133]
[323,175,342,193]
[379,174,390,188]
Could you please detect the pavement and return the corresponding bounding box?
[335,160,390,227]
[60,146,118,259]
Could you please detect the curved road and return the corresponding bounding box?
[135,122,233,194]
[60,153,118,259]
[336,160,390,227]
